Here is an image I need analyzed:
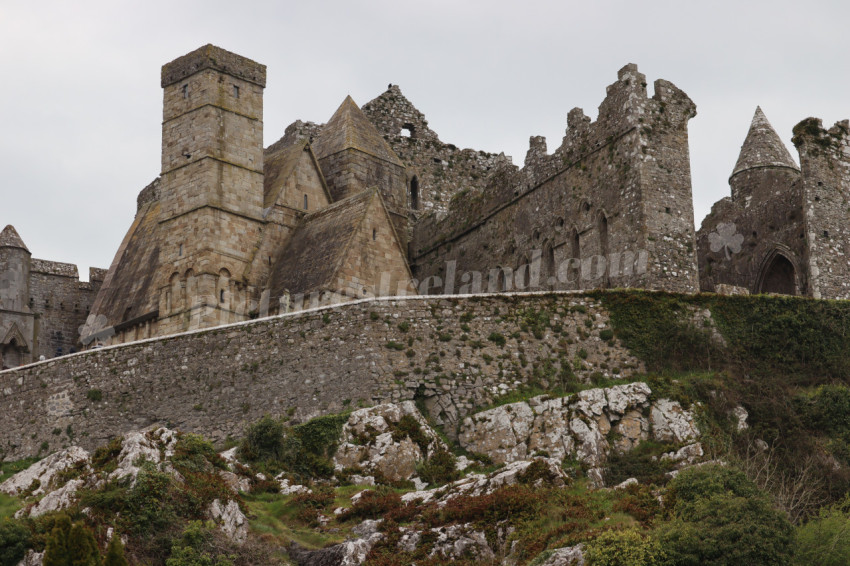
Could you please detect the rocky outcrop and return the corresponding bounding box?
[457,383,700,487]
[333,402,447,483]
[537,545,585,565]
[208,499,248,544]
[289,519,384,566]
[459,383,653,467]
[401,457,567,505]
[650,399,700,443]
[0,447,89,497]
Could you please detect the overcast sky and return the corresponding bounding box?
[2,0,848,279]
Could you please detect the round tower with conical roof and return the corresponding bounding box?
[0,225,32,313]
[729,107,801,205]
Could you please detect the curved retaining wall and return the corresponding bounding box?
[0,292,642,460]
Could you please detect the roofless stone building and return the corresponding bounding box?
[3,44,850,366]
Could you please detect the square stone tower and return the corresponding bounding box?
[157,45,267,333]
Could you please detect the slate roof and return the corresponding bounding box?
[731,107,799,178]
[0,225,28,252]
[268,189,377,298]
[311,96,404,166]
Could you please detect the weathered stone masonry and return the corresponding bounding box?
[0,292,642,460]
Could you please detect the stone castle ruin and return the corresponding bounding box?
[2,43,850,367]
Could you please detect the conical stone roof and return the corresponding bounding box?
[312,96,403,167]
[731,107,799,179]
[0,225,29,252]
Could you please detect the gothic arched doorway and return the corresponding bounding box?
[758,252,797,295]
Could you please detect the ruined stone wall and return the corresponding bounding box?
[0,292,643,460]
[793,119,850,299]
[29,261,103,360]
[697,168,805,293]
[362,86,513,219]
[410,65,698,295]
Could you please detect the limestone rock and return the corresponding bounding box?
[401,457,567,505]
[650,399,699,443]
[16,550,44,566]
[109,431,162,483]
[334,401,447,482]
[219,471,251,494]
[0,446,89,497]
[731,406,749,431]
[537,544,585,565]
[569,417,607,467]
[18,478,84,518]
[289,524,384,566]
[604,382,652,418]
[208,499,248,544]
[612,410,649,453]
[661,442,705,467]
[430,524,495,562]
[457,402,534,464]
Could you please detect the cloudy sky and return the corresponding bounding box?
[1,0,848,278]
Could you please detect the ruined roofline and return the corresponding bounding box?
[31,259,80,279]
[161,44,266,88]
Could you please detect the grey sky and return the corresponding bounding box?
[2,0,848,279]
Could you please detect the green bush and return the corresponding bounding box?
[43,515,101,566]
[0,518,30,566]
[584,528,666,566]
[794,498,850,566]
[172,434,226,473]
[238,415,286,463]
[103,536,129,566]
[166,521,234,566]
[656,464,794,566]
[417,449,459,485]
[488,332,506,346]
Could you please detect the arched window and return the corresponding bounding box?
[410,176,420,210]
[303,194,308,210]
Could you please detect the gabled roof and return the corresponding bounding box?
[263,138,332,208]
[311,96,404,167]
[267,189,377,299]
[0,225,29,252]
[731,107,799,179]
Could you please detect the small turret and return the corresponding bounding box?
[0,225,32,312]
[730,107,800,203]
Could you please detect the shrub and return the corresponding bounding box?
[584,528,666,566]
[417,449,459,485]
[172,434,226,473]
[91,437,123,472]
[793,498,850,566]
[391,415,430,454]
[343,488,402,521]
[166,521,235,566]
[0,519,30,566]
[43,515,101,566]
[488,332,506,346]
[657,464,794,566]
[238,415,285,463]
[86,389,103,402]
[103,535,129,566]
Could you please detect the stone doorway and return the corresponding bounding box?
[758,252,797,295]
